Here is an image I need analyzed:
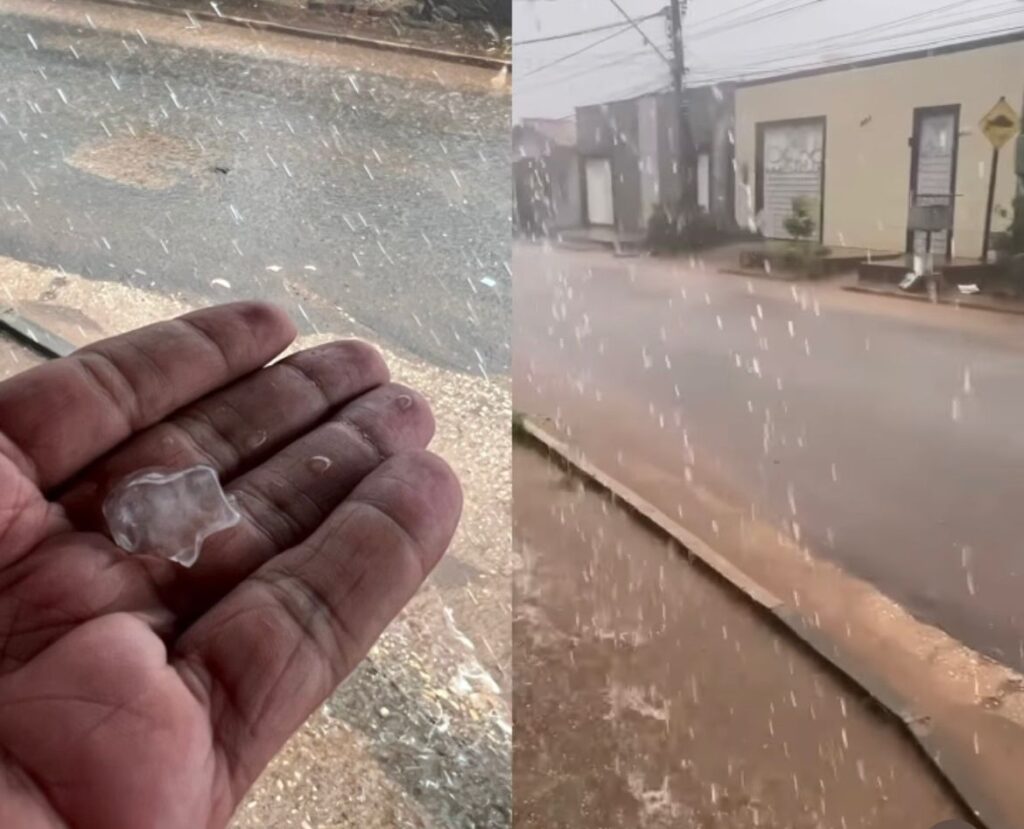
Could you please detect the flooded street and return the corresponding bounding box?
[514,241,1024,674]
[514,440,966,828]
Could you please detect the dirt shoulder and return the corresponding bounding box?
[0,0,506,91]
[90,0,511,61]
[514,439,968,828]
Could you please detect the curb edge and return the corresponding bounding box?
[843,284,1024,318]
[84,0,512,70]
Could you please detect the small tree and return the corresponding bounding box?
[783,196,817,242]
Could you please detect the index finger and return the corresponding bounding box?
[0,302,296,490]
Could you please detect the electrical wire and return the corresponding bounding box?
[514,11,665,46]
[693,0,1006,56]
[687,21,1024,85]
[687,4,1024,78]
[518,22,638,78]
[688,0,786,28]
[604,0,673,64]
[689,0,824,38]
[516,46,665,90]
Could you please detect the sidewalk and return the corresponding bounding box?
[91,0,511,62]
[846,280,1024,317]
[514,440,968,828]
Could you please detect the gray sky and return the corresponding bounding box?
[513,0,1024,121]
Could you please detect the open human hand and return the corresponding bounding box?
[0,303,461,829]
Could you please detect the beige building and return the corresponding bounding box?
[733,33,1023,260]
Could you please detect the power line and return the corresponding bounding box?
[687,22,1024,84]
[604,0,673,64]
[690,0,824,38]
[696,0,999,56]
[518,22,637,79]
[689,0,784,28]
[795,3,1021,62]
[516,46,665,90]
[691,0,807,32]
[688,4,1024,77]
[514,11,664,46]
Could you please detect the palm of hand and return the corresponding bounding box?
[0,304,460,829]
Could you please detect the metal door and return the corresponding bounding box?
[585,157,614,226]
[909,107,958,256]
[697,151,711,212]
[760,120,824,240]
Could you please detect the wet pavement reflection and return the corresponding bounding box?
[513,440,966,828]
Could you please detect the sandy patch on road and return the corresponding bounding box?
[66,130,209,190]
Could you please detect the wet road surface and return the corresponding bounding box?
[514,242,1024,672]
[513,440,966,828]
[0,1,508,373]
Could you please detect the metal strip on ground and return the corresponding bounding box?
[0,309,75,359]
[518,416,1007,829]
[87,0,512,70]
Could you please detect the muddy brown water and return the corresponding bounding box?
[513,441,969,829]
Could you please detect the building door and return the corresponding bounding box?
[697,152,711,212]
[908,106,959,257]
[758,118,825,240]
[585,157,614,226]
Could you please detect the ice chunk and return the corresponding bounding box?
[102,465,241,567]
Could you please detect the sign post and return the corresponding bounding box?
[979,96,1020,262]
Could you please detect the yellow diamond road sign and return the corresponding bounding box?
[979,97,1020,149]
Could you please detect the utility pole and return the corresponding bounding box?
[668,0,695,213]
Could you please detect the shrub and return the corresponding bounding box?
[1003,196,1024,255]
[783,196,817,242]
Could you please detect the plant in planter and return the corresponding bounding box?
[781,196,829,276]
[783,195,817,242]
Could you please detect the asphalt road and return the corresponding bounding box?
[0,3,509,373]
[515,242,1024,673]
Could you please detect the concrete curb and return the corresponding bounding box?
[717,266,803,282]
[844,284,1024,318]
[0,309,75,359]
[83,0,511,70]
[517,417,1008,829]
